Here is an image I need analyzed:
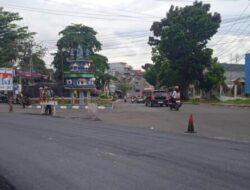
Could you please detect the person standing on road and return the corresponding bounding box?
[171,88,177,104]
[8,95,14,112]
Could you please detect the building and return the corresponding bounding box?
[107,62,152,97]
[108,62,128,76]
[64,45,96,106]
[245,54,250,95]
[221,63,245,87]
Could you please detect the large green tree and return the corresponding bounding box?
[52,24,112,89]
[0,8,32,67]
[0,7,47,74]
[143,48,180,89]
[149,1,222,98]
[89,54,116,89]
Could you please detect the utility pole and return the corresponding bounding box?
[61,49,64,84]
[230,53,233,86]
[29,42,33,84]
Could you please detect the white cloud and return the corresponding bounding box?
[1,0,250,69]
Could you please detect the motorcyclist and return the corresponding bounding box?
[169,87,182,110]
[124,95,127,103]
[170,88,177,104]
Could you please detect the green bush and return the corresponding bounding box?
[91,98,112,106]
[99,93,108,99]
[225,98,250,105]
[191,98,200,105]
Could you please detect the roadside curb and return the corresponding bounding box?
[210,103,250,108]
[184,102,250,108]
[27,105,113,110]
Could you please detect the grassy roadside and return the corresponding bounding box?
[90,99,113,106]
[222,98,250,105]
[187,97,250,106]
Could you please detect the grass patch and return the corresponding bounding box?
[188,97,221,105]
[91,99,112,106]
[223,98,250,105]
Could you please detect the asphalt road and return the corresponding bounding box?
[100,102,250,141]
[0,112,250,190]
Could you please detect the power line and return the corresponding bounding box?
[211,2,250,46]
[215,22,250,57]
[1,3,155,22]
[41,0,162,19]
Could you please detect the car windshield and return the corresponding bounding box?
[1,1,249,190]
[153,91,166,97]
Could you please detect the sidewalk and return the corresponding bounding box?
[1,102,249,142]
[0,104,106,121]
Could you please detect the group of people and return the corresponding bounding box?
[6,92,29,112]
[39,86,55,115]
[39,86,55,103]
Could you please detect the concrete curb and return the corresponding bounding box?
[184,102,250,108]
[210,103,250,108]
[27,105,113,110]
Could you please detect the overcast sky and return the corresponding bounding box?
[1,0,250,69]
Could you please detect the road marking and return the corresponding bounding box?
[105,152,116,157]
[150,126,155,130]
[213,137,250,143]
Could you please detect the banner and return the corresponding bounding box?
[0,68,14,91]
[15,70,49,80]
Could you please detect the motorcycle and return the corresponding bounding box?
[131,97,136,104]
[169,99,182,111]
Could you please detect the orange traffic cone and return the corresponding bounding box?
[187,114,195,133]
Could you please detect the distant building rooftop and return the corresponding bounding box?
[221,63,244,72]
[221,63,245,85]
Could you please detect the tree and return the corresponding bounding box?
[0,8,36,68]
[89,53,115,90]
[0,7,48,76]
[149,1,222,98]
[52,24,113,88]
[143,63,158,87]
[57,24,101,53]
[199,58,225,97]
[116,81,131,97]
[17,42,47,74]
[143,49,179,89]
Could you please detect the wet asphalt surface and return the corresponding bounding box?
[0,111,249,190]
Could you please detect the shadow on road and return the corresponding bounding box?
[0,176,16,190]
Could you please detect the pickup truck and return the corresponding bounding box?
[145,90,168,107]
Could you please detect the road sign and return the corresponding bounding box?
[0,68,14,91]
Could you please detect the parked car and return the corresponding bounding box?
[145,90,168,107]
[0,94,8,103]
[131,96,136,103]
[136,96,144,103]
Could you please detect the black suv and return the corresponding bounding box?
[145,90,168,107]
